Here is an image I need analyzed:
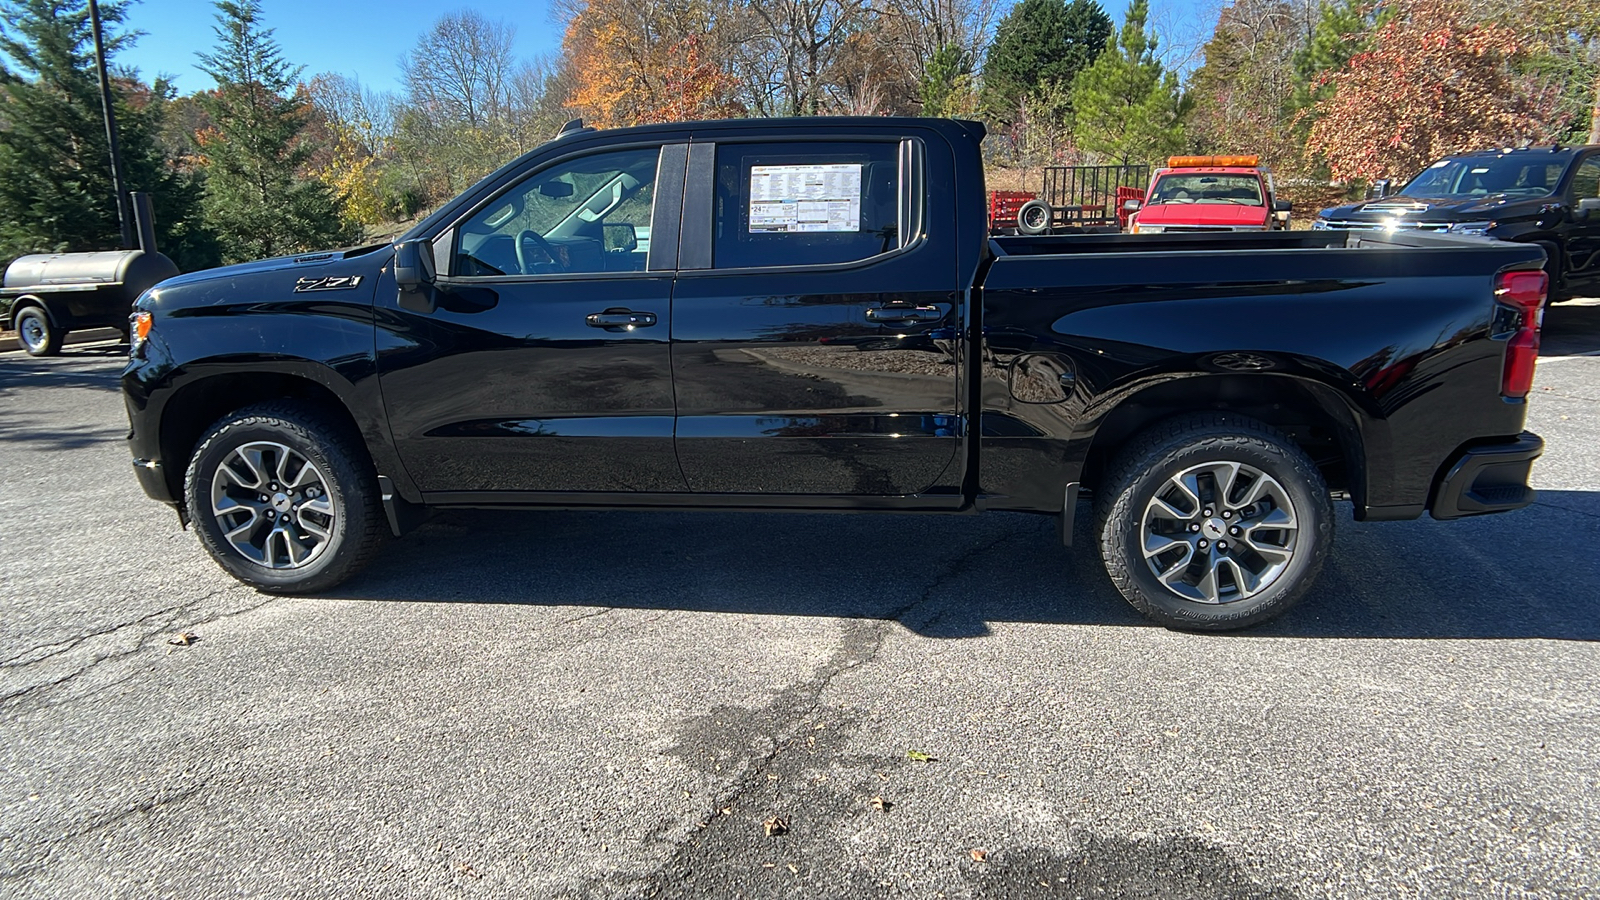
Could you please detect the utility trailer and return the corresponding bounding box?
[4,195,178,356]
[991,164,1150,235]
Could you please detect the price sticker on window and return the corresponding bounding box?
[748,164,862,233]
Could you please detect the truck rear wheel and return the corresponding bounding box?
[15,306,63,356]
[184,401,386,594]
[1096,415,1333,630]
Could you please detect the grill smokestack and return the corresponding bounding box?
[131,192,157,254]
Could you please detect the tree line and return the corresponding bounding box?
[1,0,1596,275]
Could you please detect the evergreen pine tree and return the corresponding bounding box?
[979,0,1113,126]
[196,0,359,262]
[1070,0,1188,165]
[0,0,213,270]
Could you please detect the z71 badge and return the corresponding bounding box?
[294,275,364,293]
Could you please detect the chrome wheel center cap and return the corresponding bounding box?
[1202,518,1226,539]
[271,492,292,513]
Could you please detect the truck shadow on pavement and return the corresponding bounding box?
[340,491,1600,642]
[1542,299,1600,356]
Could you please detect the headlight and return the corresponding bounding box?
[129,310,152,354]
[1447,221,1494,236]
[1136,225,1163,234]
[1310,219,1330,230]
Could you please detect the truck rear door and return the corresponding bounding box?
[669,134,964,499]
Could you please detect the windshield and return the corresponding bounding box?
[1148,173,1263,205]
[1399,157,1563,199]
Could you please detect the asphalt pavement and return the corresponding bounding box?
[2,305,1598,899]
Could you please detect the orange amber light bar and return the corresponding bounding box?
[1167,155,1260,168]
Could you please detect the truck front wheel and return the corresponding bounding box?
[1096,415,1333,630]
[184,402,387,594]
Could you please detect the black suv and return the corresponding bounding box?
[1314,146,1600,301]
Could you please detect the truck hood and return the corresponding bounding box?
[1136,203,1269,228]
[151,245,392,291]
[1318,194,1552,224]
[140,244,393,309]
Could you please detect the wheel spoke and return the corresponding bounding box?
[281,527,308,565]
[1255,505,1297,530]
[1217,556,1262,598]
[1244,534,1293,561]
[1193,557,1221,603]
[1149,496,1191,521]
[1205,462,1242,506]
[1143,533,1191,561]
[213,495,264,519]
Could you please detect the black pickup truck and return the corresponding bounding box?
[123,117,1548,630]
[1314,144,1600,301]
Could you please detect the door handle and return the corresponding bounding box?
[866,305,943,325]
[586,309,658,329]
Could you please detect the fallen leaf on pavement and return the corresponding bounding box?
[906,749,935,763]
[764,816,789,836]
[870,796,891,812]
[167,632,198,646]
[970,848,988,862]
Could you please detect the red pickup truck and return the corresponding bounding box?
[1126,156,1292,234]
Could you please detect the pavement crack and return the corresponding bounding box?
[1532,499,1600,520]
[0,589,269,708]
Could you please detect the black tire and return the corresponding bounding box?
[184,401,386,593]
[15,306,63,356]
[1016,199,1053,236]
[1095,414,1334,631]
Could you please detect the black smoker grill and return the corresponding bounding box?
[3,194,178,356]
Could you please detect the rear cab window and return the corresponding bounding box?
[713,142,907,270]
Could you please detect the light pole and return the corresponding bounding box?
[89,0,135,250]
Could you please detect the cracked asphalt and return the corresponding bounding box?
[3,302,1599,899]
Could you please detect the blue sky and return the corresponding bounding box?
[114,0,1222,97]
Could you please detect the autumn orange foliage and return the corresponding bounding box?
[562,0,742,128]
[1306,0,1563,181]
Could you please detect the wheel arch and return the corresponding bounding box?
[8,295,55,328]
[1074,372,1376,509]
[156,367,373,506]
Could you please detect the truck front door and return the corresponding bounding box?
[669,137,963,499]
[1566,153,1600,295]
[377,142,688,496]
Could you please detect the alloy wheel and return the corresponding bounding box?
[1139,461,1299,604]
[209,440,337,569]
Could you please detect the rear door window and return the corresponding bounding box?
[712,142,904,270]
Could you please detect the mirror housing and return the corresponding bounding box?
[1122,199,1141,213]
[1369,179,1393,199]
[394,239,436,314]
[1273,200,1292,213]
[1577,197,1600,221]
[540,180,575,198]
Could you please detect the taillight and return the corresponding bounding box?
[1494,270,1545,399]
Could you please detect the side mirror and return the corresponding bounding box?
[394,239,436,314]
[1369,179,1393,199]
[604,223,639,253]
[1122,199,1141,213]
[1577,197,1600,221]
[539,180,575,198]
[1273,200,1292,213]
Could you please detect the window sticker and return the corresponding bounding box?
[748,164,862,233]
